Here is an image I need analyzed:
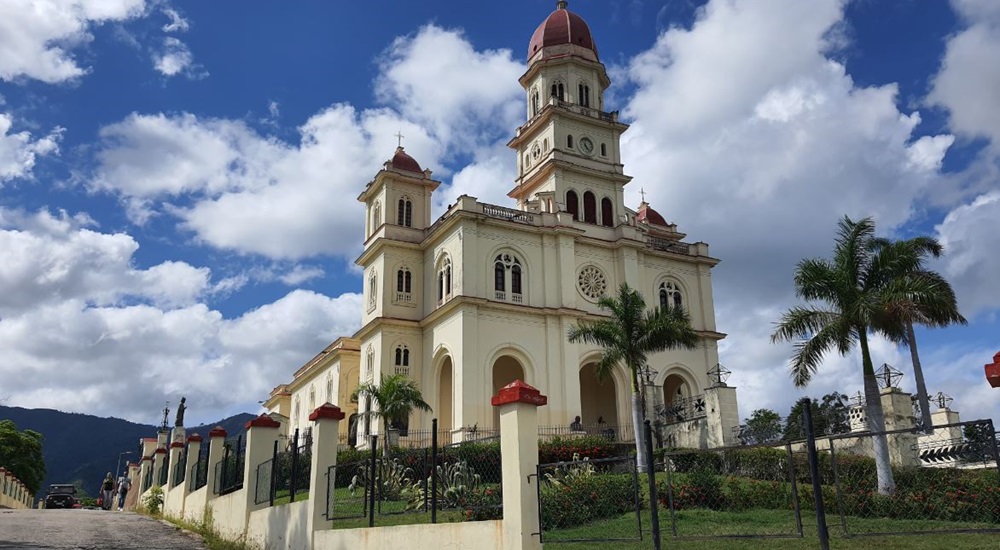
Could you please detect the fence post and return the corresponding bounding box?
[205,426,227,505]
[308,403,345,538]
[644,420,661,550]
[431,418,438,524]
[244,414,281,531]
[269,439,278,507]
[368,434,378,528]
[290,428,300,502]
[802,398,830,550]
[492,379,546,550]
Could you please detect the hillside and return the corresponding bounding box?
[0,406,255,501]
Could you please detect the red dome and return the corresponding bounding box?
[637,202,668,227]
[528,1,598,61]
[390,146,422,173]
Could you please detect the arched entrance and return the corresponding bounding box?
[438,357,453,433]
[492,355,525,431]
[662,373,692,423]
[579,363,618,427]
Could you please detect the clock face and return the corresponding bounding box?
[579,137,594,155]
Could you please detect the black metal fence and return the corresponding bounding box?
[158,456,169,487]
[172,451,186,488]
[189,450,208,492]
[539,424,635,444]
[213,435,245,496]
[322,421,503,526]
[533,402,999,550]
[256,429,312,506]
[536,455,642,544]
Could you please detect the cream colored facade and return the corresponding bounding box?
[267,2,739,448]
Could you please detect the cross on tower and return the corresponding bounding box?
[395,130,404,148]
[160,401,170,431]
[640,187,646,203]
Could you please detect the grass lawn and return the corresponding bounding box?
[546,507,999,550]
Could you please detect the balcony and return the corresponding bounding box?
[394,291,413,304]
[481,203,536,225]
[646,235,693,256]
[554,98,619,123]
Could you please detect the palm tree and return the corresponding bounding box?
[568,283,700,470]
[352,373,432,453]
[771,216,935,495]
[880,236,966,432]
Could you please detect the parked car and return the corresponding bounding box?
[44,484,78,509]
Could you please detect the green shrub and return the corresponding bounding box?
[540,473,636,530]
[143,486,164,515]
[539,436,628,465]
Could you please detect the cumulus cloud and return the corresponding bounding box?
[0,114,63,184]
[615,0,972,419]
[161,6,189,33]
[0,208,362,423]
[0,0,146,83]
[91,26,522,260]
[935,191,1000,315]
[153,37,196,77]
[928,0,1000,146]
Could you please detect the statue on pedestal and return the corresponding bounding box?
[175,397,187,427]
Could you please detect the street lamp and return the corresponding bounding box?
[115,451,134,479]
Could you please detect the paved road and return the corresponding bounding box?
[0,509,208,549]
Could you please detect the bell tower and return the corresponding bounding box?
[508,1,631,228]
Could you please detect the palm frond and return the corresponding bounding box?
[771,306,841,343]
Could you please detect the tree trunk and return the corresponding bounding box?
[906,320,934,434]
[859,330,896,495]
[631,392,646,471]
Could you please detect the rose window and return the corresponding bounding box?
[577,266,608,301]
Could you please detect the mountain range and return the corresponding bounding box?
[0,405,255,501]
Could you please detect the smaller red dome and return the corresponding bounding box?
[390,147,422,173]
[528,1,598,61]
[637,202,668,226]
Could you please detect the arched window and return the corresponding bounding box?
[494,260,505,292]
[365,347,375,383]
[567,135,573,149]
[531,89,539,116]
[394,345,410,376]
[551,81,565,101]
[543,138,549,151]
[600,143,607,156]
[493,253,524,303]
[578,83,590,107]
[372,201,382,231]
[395,268,412,303]
[566,190,579,221]
[367,270,378,311]
[659,281,683,310]
[397,197,412,227]
[583,191,597,224]
[601,197,613,227]
[326,376,333,403]
[437,256,453,305]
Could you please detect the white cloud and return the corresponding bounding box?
[0,208,209,315]
[278,265,325,286]
[161,7,189,33]
[153,36,201,78]
[0,114,63,184]
[376,25,524,157]
[615,0,976,420]
[0,208,363,423]
[0,0,146,83]
[91,26,522,260]
[935,191,1000,315]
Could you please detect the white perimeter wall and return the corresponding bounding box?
[247,500,311,550]
[313,520,503,550]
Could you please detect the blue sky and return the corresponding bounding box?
[1,0,998,427]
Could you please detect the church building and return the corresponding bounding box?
[264,1,740,450]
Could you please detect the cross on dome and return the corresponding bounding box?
[395,130,404,147]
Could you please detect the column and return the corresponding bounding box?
[493,379,547,550]
[184,434,203,495]
[153,448,168,486]
[139,456,152,492]
[880,388,918,466]
[204,427,228,503]
[704,385,740,447]
[308,403,345,535]
[244,414,281,516]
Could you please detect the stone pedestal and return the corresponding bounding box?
[308,403,345,535]
[244,414,281,516]
[492,380,547,550]
[204,427,228,503]
[704,385,739,447]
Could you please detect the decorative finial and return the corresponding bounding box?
[395,130,404,148]
[557,1,568,10]
[160,401,170,431]
[640,187,647,203]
